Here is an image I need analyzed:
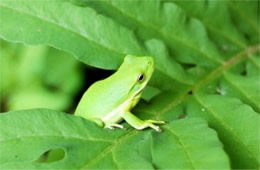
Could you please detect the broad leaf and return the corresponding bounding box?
[0,109,229,169]
[0,0,259,169]
[0,41,83,111]
[186,95,260,168]
[0,0,145,69]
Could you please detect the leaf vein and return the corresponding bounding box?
[155,45,260,119]
[111,150,119,169]
[227,2,259,34]
[164,126,196,169]
[194,94,259,164]
[0,135,113,143]
[223,73,260,112]
[102,1,222,64]
[82,130,138,168]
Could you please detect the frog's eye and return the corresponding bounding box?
[137,73,145,82]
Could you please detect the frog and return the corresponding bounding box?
[75,55,165,132]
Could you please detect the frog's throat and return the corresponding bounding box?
[101,97,132,122]
[129,79,148,98]
[101,82,147,122]
[101,89,142,122]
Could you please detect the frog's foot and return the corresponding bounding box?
[137,120,163,132]
[121,111,165,132]
[106,124,126,130]
[141,120,166,132]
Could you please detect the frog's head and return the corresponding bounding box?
[121,55,155,98]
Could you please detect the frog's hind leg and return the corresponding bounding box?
[89,118,125,130]
[89,118,105,128]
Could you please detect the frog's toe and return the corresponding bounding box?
[106,126,115,130]
[122,126,128,130]
[155,126,162,132]
[107,124,125,130]
[148,124,162,132]
[146,120,166,124]
[137,121,163,132]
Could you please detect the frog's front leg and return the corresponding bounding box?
[105,124,126,130]
[121,111,165,132]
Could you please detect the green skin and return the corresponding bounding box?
[75,55,165,132]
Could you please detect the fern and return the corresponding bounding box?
[0,0,259,169]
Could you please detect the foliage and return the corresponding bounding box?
[0,0,259,169]
[0,40,84,111]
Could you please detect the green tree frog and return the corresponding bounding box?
[75,55,165,132]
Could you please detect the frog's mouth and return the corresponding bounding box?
[135,83,147,95]
[133,69,154,98]
[132,77,151,99]
[133,89,142,100]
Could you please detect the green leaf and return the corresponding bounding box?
[221,72,260,112]
[227,0,259,44]
[0,0,145,69]
[0,109,229,169]
[72,0,223,67]
[0,0,259,169]
[151,118,229,169]
[0,0,225,89]
[0,41,84,111]
[169,0,248,57]
[0,109,126,169]
[186,94,260,169]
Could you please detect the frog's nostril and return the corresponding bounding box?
[148,61,151,65]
